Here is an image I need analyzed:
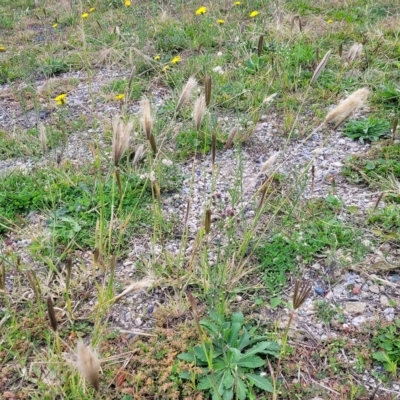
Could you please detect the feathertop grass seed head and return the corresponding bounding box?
[176,76,198,112]
[46,296,58,332]
[205,75,212,107]
[54,93,67,106]
[347,43,363,63]
[223,127,237,151]
[217,19,225,24]
[249,10,259,17]
[292,279,312,310]
[261,152,280,173]
[263,93,278,104]
[115,93,125,101]
[325,88,370,129]
[310,50,331,86]
[140,97,153,139]
[193,94,206,130]
[38,123,47,153]
[171,55,181,64]
[76,342,100,392]
[112,115,132,166]
[132,144,145,166]
[82,13,89,18]
[205,209,212,234]
[195,6,207,15]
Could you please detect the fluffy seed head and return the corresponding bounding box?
[325,88,369,129]
[38,123,47,153]
[176,76,197,112]
[193,94,206,130]
[346,43,363,63]
[223,126,237,151]
[76,341,100,392]
[261,152,280,173]
[112,115,132,166]
[132,144,146,167]
[112,275,155,302]
[310,50,331,86]
[140,97,153,139]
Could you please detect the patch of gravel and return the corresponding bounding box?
[0,67,169,176]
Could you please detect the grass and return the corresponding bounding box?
[343,141,400,203]
[1,0,400,398]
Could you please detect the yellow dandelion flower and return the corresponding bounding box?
[52,23,58,28]
[154,55,160,60]
[234,1,241,4]
[162,65,170,71]
[217,19,225,24]
[54,93,67,106]
[115,94,125,100]
[82,13,89,18]
[125,0,131,6]
[195,6,207,15]
[249,11,259,17]
[327,19,333,23]
[171,55,181,64]
[0,46,5,52]
[89,7,95,12]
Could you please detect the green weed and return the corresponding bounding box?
[179,311,280,400]
[372,319,400,376]
[343,116,390,143]
[343,142,400,198]
[257,198,362,294]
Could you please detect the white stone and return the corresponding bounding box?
[369,285,380,294]
[383,308,395,322]
[351,316,367,327]
[380,295,389,308]
[345,302,367,314]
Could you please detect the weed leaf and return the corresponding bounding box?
[246,374,274,392]
[177,352,195,362]
[237,355,265,368]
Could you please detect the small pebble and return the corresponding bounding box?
[383,308,395,322]
[345,302,367,314]
[352,285,361,295]
[351,316,367,327]
[314,286,325,296]
[380,295,389,308]
[369,285,380,294]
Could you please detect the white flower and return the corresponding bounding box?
[212,66,224,74]
[217,51,223,56]
[140,171,156,181]
[162,158,173,166]
[149,171,156,182]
